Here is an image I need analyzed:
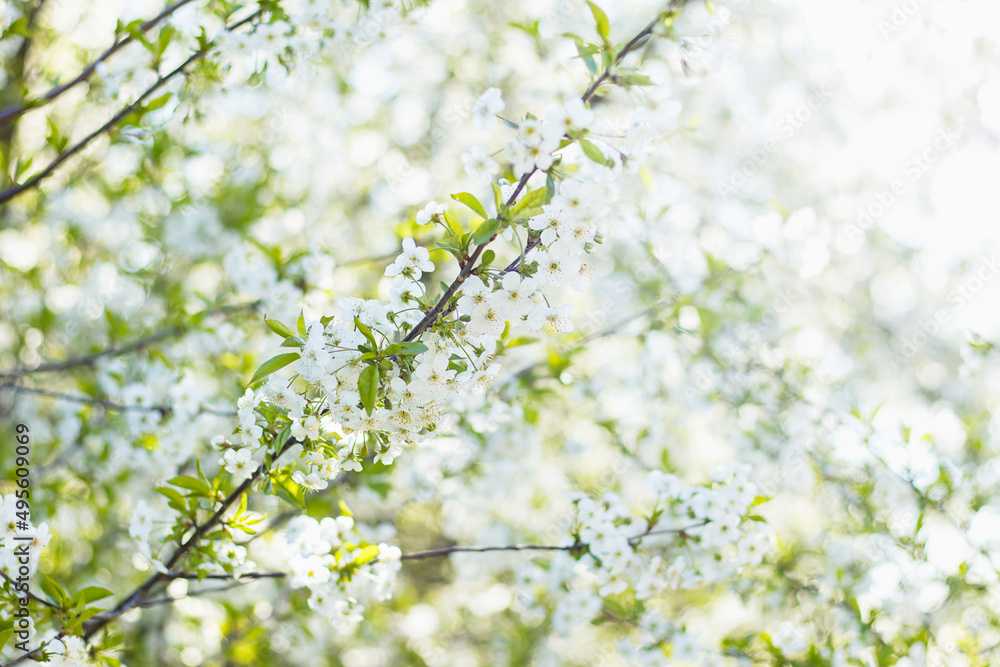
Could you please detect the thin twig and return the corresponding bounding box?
[0,10,262,205]
[0,569,58,609]
[400,5,675,342]
[0,301,259,381]
[0,384,238,416]
[0,0,199,126]
[80,434,298,641]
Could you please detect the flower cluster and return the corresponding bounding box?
[516,466,772,641]
[505,100,595,175]
[225,84,639,485]
[280,511,401,628]
[0,494,51,577]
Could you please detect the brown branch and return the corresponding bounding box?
[0,0,48,150]
[1,635,62,667]
[0,384,237,417]
[80,433,298,641]
[0,10,262,206]
[0,301,259,381]
[0,0,199,126]
[401,5,675,342]
[0,568,58,609]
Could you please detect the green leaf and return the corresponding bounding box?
[450,192,488,219]
[358,365,378,416]
[265,318,295,338]
[297,310,307,336]
[168,476,213,495]
[501,117,519,130]
[511,187,550,216]
[280,335,303,348]
[354,544,380,565]
[472,218,502,246]
[354,317,378,350]
[143,92,172,112]
[339,499,353,517]
[75,587,114,604]
[384,341,429,357]
[249,352,300,386]
[156,486,187,511]
[749,495,773,508]
[443,211,464,236]
[39,573,68,607]
[587,2,610,40]
[622,73,653,87]
[579,139,611,166]
[492,183,504,212]
[0,628,13,653]
[480,249,496,266]
[271,468,305,509]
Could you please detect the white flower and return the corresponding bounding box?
[472,87,505,130]
[416,200,447,225]
[319,457,342,480]
[220,448,255,483]
[47,636,92,666]
[468,300,508,337]
[518,118,544,146]
[456,276,492,315]
[526,303,575,333]
[632,85,682,131]
[544,98,595,136]
[290,554,331,589]
[292,470,329,491]
[494,272,537,317]
[532,249,579,287]
[385,237,434,280]
[461,144,500,181]
[291,415,321,441]
[528,205,568,246]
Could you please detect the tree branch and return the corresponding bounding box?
[0,569,58,610]
[0,10,261,206]
[0,384,237,417]
[0,301,259,381]
[80,433,298,641]
[0,0,199,127]
[400,5,675,341]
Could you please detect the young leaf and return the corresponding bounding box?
[249,352,300,386]
[354,317,378,350]
[353,544,381,565]
[265,318,295,338]
[168,476,213,495]
[587,1,611,41]
[472,218,502,246]
[156,486,187,511]
[39,573,68,607]
[511,187,549,216]
[385,341,428,357]
[579,139,611,166]
[271,468,306,509]
[339,499,353,517]
[75,587,114,604]
[358,365,378,416]
[443,211,464,236]
[450,192,488,219]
